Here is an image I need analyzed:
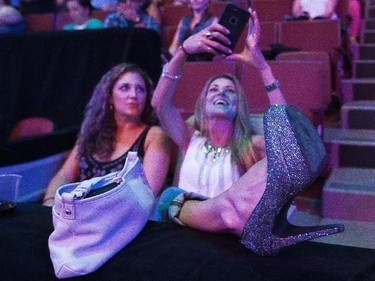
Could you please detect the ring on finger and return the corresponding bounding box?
[205,31,214,40]
[207,46,211,52]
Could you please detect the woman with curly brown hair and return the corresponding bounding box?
[42,63,170,206]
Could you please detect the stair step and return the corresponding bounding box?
[364,30,375,43]
[324,128,375,144]
[359,43,375,59]
[341,100,375,129]
[353,60,375,78]
[366,19,375,30]
[322,167,375,222]
[324,128,375,168]
[340,78,375,103]
[369,7,375,18]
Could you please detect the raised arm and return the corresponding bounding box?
[152,20,233,155]
[168,21,183,56]
[226,9,287,106]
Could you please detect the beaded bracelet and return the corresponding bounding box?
[161,63,181,80]
[264,80,280,92]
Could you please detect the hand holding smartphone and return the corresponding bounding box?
[218,3,250,51]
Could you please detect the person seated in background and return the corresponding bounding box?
[0,0,25,33]
[42,63,170,206]
[63,0,104,30]
[91,0,118,11]
[168,0,216,61]
[91,0,161,25]
[173,0,188,5]
[151,8,343,255]
[55,0,68,12]
[104,0,160,33]
[292,0,338,20]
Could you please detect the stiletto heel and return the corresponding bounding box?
[240,105,344,256]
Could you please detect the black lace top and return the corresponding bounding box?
[77,126,150,181]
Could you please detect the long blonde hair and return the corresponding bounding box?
[192,73,260,171]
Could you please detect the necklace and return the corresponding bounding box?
[204,140,229,162]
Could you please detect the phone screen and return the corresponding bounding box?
[218,3,250,51]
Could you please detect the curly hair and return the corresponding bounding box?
[192,73,260,171]
[77,63,158,159]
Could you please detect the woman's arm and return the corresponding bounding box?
[292,0,303,17]
[321,0,338,18]
[42,145,80,206]
[168,21,183,56]
[152,20,232,155]
[143,126,171,197]
[226,9,287,106]
[151,48,192,155]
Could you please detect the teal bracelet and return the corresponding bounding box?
[265,80,280,92]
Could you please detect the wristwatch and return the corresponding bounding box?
[264,80,280,92]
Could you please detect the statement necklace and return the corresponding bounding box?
[204,140,229,162]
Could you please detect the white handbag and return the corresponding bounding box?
[48,152,155,279]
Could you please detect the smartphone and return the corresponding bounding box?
[218,3,250,51]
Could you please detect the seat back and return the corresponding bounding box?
[8,117,54,141]
[172,60,238,114]
[55,12,72,30]
[251,0,294,21]
[239,60,325,130]
[278,20,341,62]
[25,13,55,32]
[276,51,332,106]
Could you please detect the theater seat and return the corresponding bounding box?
[25,13,55,32]
[8,117,54,141]
[276,51,332,106]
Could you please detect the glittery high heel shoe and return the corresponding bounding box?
[240,105,344,256]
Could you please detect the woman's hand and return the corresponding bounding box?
[181,20,233,56]
[226,9,268,70]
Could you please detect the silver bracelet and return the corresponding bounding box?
[265,80,280,92]
[161,63,181,80]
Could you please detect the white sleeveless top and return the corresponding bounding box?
[178,131,241,198]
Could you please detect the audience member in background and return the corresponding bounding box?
[63,0,104,30]
[348,0,361,42]
[173,0,188,6]
[0,0,25,33]
[91,0,118,11]
[104,0,160,33]
[42,63,170,206]
[91,0,161,25]
[55,0,68,12]
[292,0,338,20]
[168,0,216,61]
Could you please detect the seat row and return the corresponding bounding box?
[173,58,328,132]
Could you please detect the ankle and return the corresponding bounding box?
[218,195,250,236]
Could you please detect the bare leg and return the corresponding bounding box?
[178,158,268,236]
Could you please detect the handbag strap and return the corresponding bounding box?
[70,151,139,200]
[58,152,140,220]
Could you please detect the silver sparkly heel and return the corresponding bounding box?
[240,105,344,256]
